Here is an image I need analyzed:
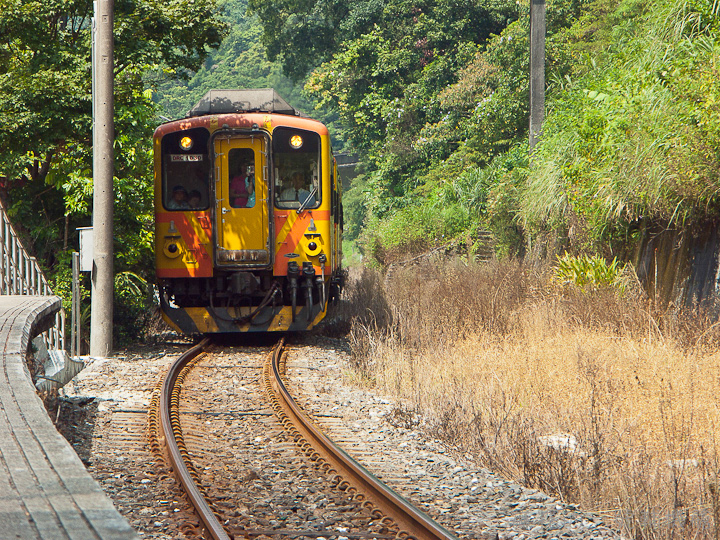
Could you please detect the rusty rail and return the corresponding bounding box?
[158,337,230,540]
[264,340,460,540]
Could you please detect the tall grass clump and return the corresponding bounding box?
[525,0,720,243]
[342,257,720,538]
[553,253,629,291]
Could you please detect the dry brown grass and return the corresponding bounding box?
[342,259,720,539]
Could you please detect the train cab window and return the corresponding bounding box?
[161,127,210,211]
[228,148,256,208]
[273,127,321,210]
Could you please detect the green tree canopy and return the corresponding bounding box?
[0,0,226,265]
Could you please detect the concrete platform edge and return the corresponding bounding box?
[0,295,138,540]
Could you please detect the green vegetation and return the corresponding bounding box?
[552,253,627,290]
[248,0,720,265]
[525,0,720,246]
[0,0,225,346]
[155,0,348,144]
[156,0,299,120]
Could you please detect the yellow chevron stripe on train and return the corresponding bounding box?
[154,89,343,334]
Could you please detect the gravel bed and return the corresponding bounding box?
[286,335,625,540]
[56,333,626,539]
[181,348,389,538]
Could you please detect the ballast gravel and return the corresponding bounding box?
[285,335,624,540]
[58,334,625,540]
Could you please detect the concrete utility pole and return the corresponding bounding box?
[90,0,114,357]
[529,0,546,151]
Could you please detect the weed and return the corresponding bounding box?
[553,252,627,291]
[340,258,720,537]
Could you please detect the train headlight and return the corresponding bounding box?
[180,136,193,151]
[163,240,182,258]
[302,234,322,256]
[289,134,303,149]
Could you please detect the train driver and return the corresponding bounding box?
[281,173,315,206]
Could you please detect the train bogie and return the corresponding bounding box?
[154,89,342,334]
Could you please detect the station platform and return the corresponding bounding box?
[0,296,137,539]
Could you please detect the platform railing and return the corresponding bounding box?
[0,200,65,353]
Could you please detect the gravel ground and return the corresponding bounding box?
[285,335,624,540]
[54,333,626,539]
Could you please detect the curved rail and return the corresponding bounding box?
[158,337,230,540]
[265,341,460,540]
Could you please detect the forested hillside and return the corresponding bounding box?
[242,0,720,265]
[156,0,299,120]
[155,0,345,145]
[0,0,718,342]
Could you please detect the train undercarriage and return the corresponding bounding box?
[159,270,343,334]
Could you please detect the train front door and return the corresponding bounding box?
[214,136,270,266]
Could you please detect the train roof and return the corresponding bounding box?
[187,88,299,117]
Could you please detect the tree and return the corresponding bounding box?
[302,0,518,226]
[0,0,226,343]
[0,0,226,264]
[247,0,349,80]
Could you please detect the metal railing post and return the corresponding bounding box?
[71,253,80,358]
[2,220,8,294]
[0,219,5,295]
[10,236,17,294]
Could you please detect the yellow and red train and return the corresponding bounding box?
[154,89,342,333]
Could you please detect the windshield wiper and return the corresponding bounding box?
[297,186,318,214]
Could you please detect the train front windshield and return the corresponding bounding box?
[161,127,211,211]
[273,127,321,210]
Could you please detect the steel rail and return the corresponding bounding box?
[267,342,460,540]
[159,337,230,540]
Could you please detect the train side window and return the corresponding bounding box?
[331,155,339,224]
[228,148,256,208]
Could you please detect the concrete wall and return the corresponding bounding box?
[632,220,720,310]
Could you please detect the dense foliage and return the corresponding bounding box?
[156,0,348,147]
[304,0,524,230]
[525,0,720,245]
[244,0,591,259]
[359,0,720,260]
[0,0,225,344]
[250,0,720,263]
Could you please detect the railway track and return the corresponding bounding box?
[150,337,460,540]
[60,335,622,539]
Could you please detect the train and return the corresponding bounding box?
[154,88,343,333]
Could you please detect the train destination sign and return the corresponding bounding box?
[170,154,204,162]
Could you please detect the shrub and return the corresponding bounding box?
[552,253,627,291]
